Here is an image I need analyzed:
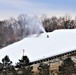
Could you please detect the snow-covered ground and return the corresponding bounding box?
[0,29,76,64]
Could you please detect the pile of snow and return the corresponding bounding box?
[0,29,76,64]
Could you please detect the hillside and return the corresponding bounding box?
[0,29,76,64]
[0,15,45,48]
[0,14,76,48]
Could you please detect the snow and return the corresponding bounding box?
[17,15,45,38]
[0,29,76,64]
[4,15,45,40]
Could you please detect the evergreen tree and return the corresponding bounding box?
[17,55,30,68]
[58,57,76,75]
[1,55,16,75]
[16,55,33,75]
[2,55,12,69]
[38,63,49,75]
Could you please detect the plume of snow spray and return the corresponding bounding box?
[18,14,46,37]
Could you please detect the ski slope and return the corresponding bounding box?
[0,29,76,64]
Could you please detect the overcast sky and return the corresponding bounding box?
[0,0,76,20]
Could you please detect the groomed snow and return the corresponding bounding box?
[0,29,76,64]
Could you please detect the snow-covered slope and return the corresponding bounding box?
[0,29,76,64]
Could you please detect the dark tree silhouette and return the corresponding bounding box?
[58,57,76,75]
[16,55,33,75]
[2,55,12,69]
[1,55,16,75]
[19,55,30,67]
[38,63,49,75]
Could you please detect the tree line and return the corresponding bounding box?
[0,55,76,75]
[42,14,76,32]
[0,14,76,48]
[0,14,44,48]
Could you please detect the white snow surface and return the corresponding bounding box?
[0,29,76,64]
